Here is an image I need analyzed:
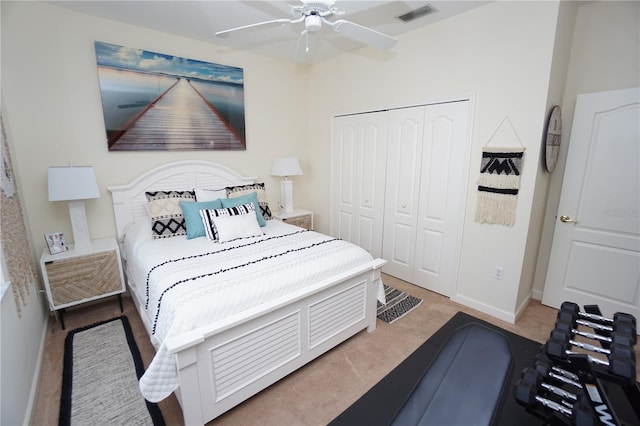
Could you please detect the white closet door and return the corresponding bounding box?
[413,101,470,296]
[382,107,425,281]
[331,115,357,242]
[330,112,388,258]
[333,100,471,297]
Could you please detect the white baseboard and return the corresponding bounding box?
[451,293,516,324]
[24,312,48,426]
[532,288,543,300]
[19,281,50,426]
[514,290,533,322]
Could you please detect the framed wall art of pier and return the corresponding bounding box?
[94,41,246,151]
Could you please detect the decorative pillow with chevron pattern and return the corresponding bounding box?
[145,190,195,239]
[225,183,272,222]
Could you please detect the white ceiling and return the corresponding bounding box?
[48,0,490,64]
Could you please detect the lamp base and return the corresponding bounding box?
[67,200,92,250]
[280,179,294,214]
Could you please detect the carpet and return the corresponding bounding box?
[330,311,544,426]
[59,316,165,426]
[377,285,423,323]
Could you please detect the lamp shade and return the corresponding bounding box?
[270,157,303,177]
[48,166,100,201]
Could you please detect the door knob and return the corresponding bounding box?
[560,215,577,223]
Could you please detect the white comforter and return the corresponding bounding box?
[123,220,378,402]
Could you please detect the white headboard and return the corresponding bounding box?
[108,160,255,240]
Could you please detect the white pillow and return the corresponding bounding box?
[195,187,227,202]
[200,203,263,242]
[211,213,263,243]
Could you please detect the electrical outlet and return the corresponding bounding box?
[494,267,504,280]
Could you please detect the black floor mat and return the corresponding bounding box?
[330,311,544,426]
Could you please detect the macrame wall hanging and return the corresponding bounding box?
[1,112,37,317]
[475,116,525,226]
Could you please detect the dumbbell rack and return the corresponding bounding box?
[514,302,639,426]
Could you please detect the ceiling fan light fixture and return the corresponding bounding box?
[305,14,323,32]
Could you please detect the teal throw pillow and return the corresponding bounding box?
[221,192,266,226]
[179,199,223,239]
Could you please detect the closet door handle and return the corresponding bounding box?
[401,203,407,208]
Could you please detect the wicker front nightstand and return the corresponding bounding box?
[273,209,313,230]
[40,237,125,329]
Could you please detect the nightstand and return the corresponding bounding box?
[273,209,313,230]
[40,237,125,329]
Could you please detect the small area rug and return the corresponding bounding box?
[331,311,544,426]
[59,316,165,426]
[377,285,423,323]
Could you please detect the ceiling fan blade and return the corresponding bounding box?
[330,19,397,50]
[215,19,293,38]
[294,30,317,63]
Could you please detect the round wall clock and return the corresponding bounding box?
[544,105,562,173]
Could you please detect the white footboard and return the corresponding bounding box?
[166,259,385,425]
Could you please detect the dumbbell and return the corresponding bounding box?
[562,301,637,330]
[546,336,637,383]
[556,312,637,346]
[535,351,581,381]
[533,354,582,390]
[550,327,636,362]
[514,368,597,426]
[558,302,637,344]
[555,318,635,348]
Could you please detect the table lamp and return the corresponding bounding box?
[48,166,100,250]
[270,157,303,214]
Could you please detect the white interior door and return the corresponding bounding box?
[382,106,425,282]
[542,87,640,321]
[413,101,471,296]
[330,112,388,257]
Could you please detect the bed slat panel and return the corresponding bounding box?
[209,311,301,402]
[308,281,367,349]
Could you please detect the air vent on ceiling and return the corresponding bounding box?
[397,4,435,23]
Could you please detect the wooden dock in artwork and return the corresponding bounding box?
[109,78,244,150]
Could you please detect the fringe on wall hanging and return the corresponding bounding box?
[474,116,525,226]
[1,112,37,317]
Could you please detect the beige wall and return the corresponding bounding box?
[520,0,578,312]
[2,0,638,330]
[2,1,310,259]
[307,1,561,321]
[532,0,640,298]
[3,2,639,422]
[305,0,639,321]
[0,277,46,425]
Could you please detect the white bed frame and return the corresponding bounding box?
[108,160,385,425]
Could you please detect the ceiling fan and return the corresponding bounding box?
[215,0,398,62]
